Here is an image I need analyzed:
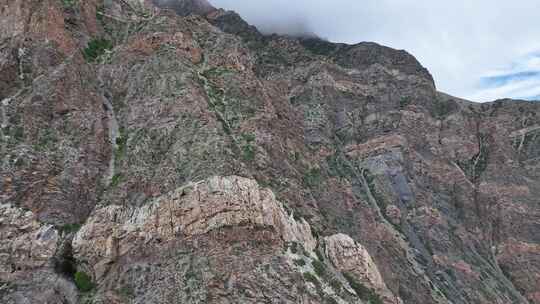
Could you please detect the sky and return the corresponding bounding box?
[209,0,540,102]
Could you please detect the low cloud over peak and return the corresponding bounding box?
[209,0,540,102]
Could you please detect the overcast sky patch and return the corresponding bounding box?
[470,53,540,101]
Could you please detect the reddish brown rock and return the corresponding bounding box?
[1,0,539,303]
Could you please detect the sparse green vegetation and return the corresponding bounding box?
[289,242,299,254]
[83,38,113,62]
[513,130,539,155]
[325,297,339,304]
[118,285,134,299]
[115,132,128,161]
[363,169,385,206]
[259,50,290,68]
[199,71,253,138]
[523,131,539,149]
[330,278,342,292]
[34,128,57,151]
[241,132,256,143]
[315,247,325,261]
[59,223,81,234]
[202,67,234,79]
[326,153,354,179]
[110,173,123,188]
[240,133,257,161]
[303,272,319,286]
[62,0,77,8]
[312,259,326,277]
[343,272,383,304]
[400,96,412,109]
[11,126,24,141]
[432,98,453,118]
[242,144,256,161]
[304,271,326,298]
[96,4,105,22]
[74,271,95,292]
[294,259,306,267]
[458,133,489,182]
[300,38,337,56]
[344,272,370,298]
[343,273,369,299]
[368,293,384,304]
[303,167,322,188]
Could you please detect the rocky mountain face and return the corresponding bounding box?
[1,0,539,303]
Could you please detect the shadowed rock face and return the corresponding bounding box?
[1,1,539,304]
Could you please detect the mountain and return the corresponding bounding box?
[1,1,539,303]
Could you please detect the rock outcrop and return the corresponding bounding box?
[0,203,58,273]
[73,175,317,273]
[0,204,78,304]
[324,234,400,304]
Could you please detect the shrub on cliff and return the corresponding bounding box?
[74,271,95,292]
[83,39,112,62]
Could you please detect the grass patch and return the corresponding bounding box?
[83,38,113,62]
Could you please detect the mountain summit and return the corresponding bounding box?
[1,1,539,304]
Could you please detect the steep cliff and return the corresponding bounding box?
[1,1,539,303]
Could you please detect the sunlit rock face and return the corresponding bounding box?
[1,0,539,303]
[73,175,318,270]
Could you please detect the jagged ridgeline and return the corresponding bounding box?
[1,0,539,304]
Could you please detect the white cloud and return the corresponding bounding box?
[469,53,540,101]
[209,0,540,102]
